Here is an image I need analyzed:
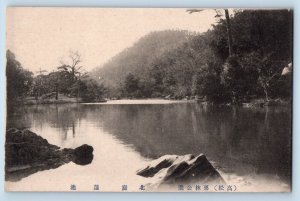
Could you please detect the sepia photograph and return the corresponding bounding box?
[5,7,292,192]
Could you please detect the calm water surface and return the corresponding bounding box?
[6,100,291,191]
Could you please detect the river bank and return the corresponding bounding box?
[11,93,107,106]
[10,92,291,107]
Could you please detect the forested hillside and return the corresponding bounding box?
[91,9,293,103]
[90,30,191,93]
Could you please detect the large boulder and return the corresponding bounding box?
[5,128,94,181]
[137,154,224,187]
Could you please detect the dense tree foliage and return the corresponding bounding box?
[92,9,292,103]
[6,50,33,105]
[7,51,106,104]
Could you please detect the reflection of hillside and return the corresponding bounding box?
[84,104,291,183]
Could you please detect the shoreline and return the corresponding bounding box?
[10,97,291,107]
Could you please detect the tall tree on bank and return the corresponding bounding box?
[58,51,86,83]
[6,50,33,105]
[187,9,238,102]
[224,9,233,57]
[58,51,88,99]
[187,9,234,57]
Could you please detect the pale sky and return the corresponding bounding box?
[7,8,219,74]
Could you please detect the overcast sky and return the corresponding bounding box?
[7,8,219,74]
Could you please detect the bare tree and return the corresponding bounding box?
[258,72,279,102]
[257,54,283,101]
[58,51,88,100]
[58,51,86,82]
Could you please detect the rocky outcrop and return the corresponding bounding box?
[5,128,93,181]
[137,154,224,187]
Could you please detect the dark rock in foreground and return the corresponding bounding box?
[5,128,93,181]
[73,144,94,165]
[137,154,225,187]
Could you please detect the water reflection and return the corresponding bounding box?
[7,102,291,186]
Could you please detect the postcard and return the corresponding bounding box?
[5,7,292,192]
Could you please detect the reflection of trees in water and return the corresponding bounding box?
[94,104,291,182]
[202,105,291,181]
[52,105,80,141]
[7,103,291,183]
[7,104,88,142]
[7,106,33,129]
